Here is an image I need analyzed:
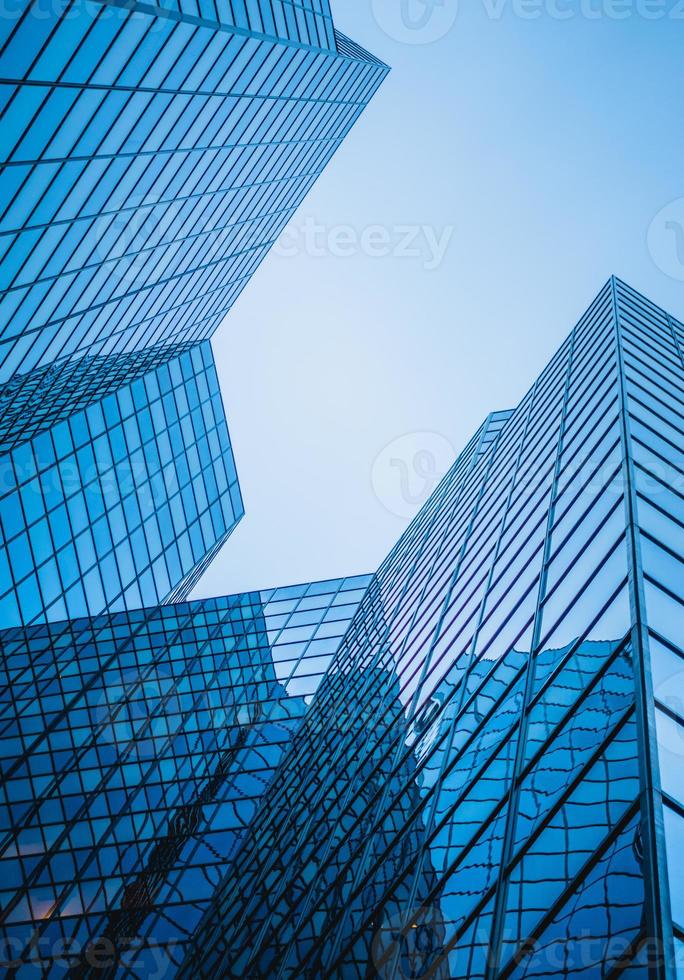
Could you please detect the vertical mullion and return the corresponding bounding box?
[613,278,675,978]
[242,448,479,975]
[315,421,504,976]
[485,315,578,979]
[666,312,684,373]
[377,380,545,980]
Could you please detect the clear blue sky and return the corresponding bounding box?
[194,1,684,598]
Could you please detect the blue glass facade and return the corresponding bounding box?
[3,2,681,973]
[0,573,372,976]
[0,0,388,393]
[0,342,243,627]
[0,0,387,631]
[182,279,684,980]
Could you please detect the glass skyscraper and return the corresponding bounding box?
[2,3,682,976]
[0,0,387,627]
[0,0,389,394]
[0,574,372,976]
[183,278,684,979]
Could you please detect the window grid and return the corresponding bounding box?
[181,279,679,980]
[0,574,373,974]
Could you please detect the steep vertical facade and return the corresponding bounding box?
[184,279,682,980]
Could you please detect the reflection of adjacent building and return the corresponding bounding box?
[73,698,267,980]
[281,665,449,980]
[180,578,448,979]
[0,575,371,976]
[310,633,646,978]
[185,632,645,979]
[179,280,684,980]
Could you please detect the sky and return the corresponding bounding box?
[194,0,684,599]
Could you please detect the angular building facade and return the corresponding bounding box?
[0,341,243,627]
[183,278,684,979]
[0,574,372,976]
[3,7,681,974]
[0,0,387,627]
[0,0,388,396]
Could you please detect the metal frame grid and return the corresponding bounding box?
[0,574,372,976]
[0,341,199,454]
[182,279,680,980]
[0,341,244,627]
[0,0,388,396]
[157,0,337,48]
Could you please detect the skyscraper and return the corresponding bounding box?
[0,0,389,397]
[0,1,388,626]
[0,574,372,976]
[184,278,684,979]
